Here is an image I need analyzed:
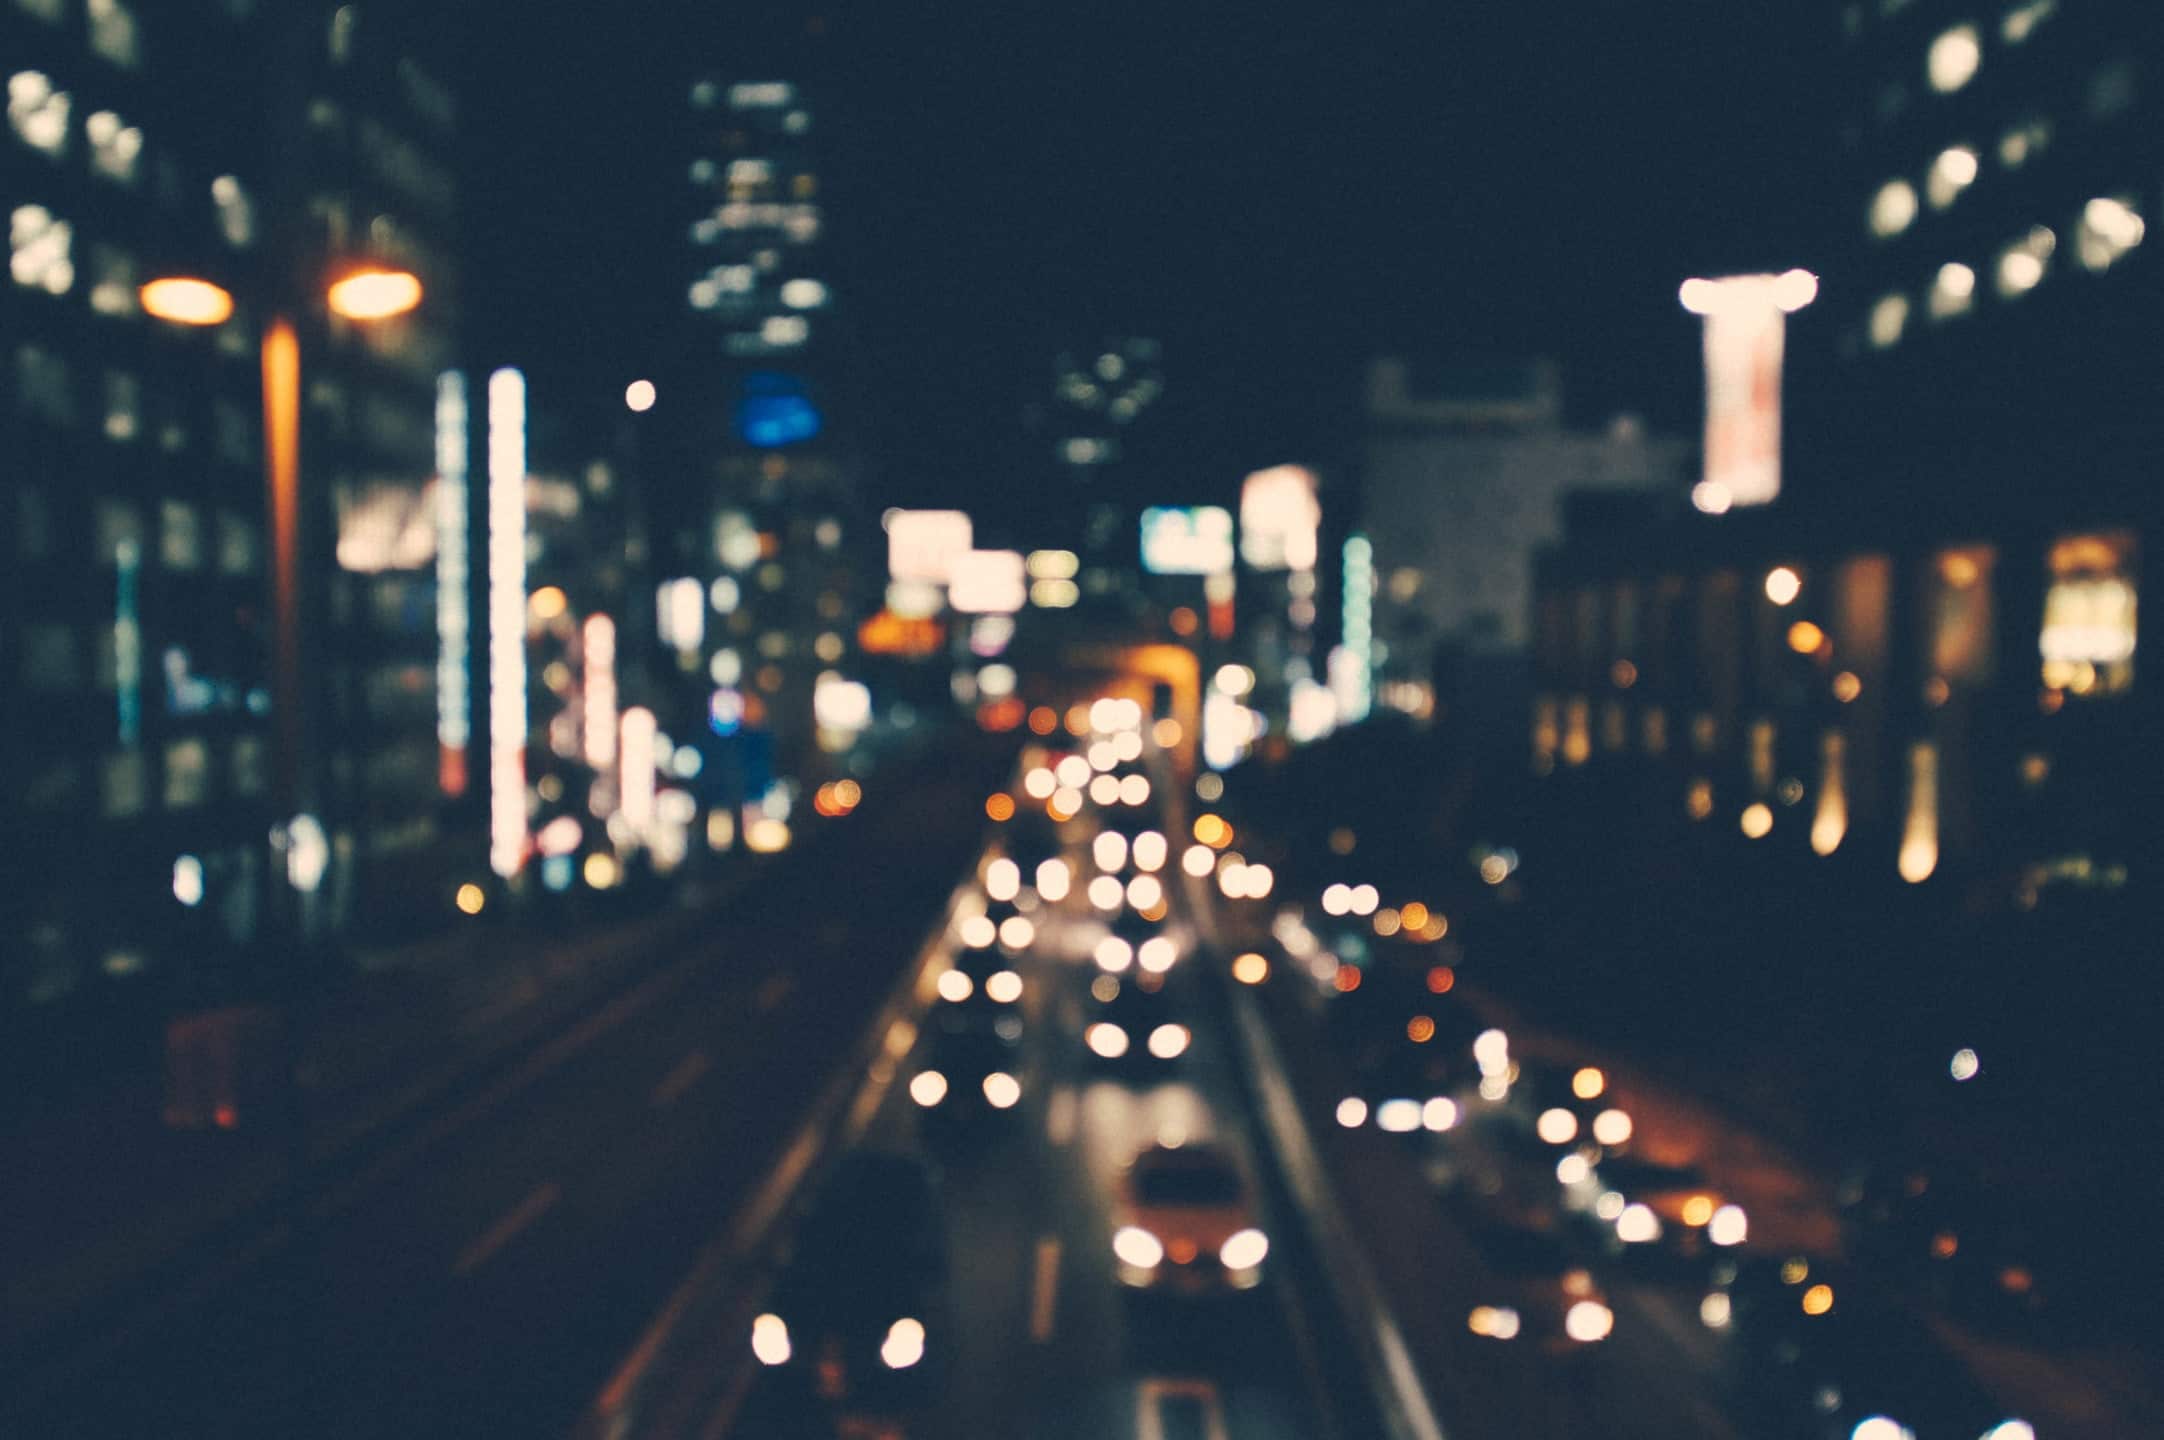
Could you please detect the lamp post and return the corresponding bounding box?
[141,266,421,1129]
[142,267,422,881]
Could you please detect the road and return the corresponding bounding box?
[604,747,1379,1440]
[5,738,1011,1440]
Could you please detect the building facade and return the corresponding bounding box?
[2,0,463,1046]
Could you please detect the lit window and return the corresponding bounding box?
[15,0,66,23]
[164,737,210,809]
[11,203,74,294]
[2076,196,2144,272]
[689,79,719,108]
[103,370,140,442]
[1868,179,1918,237]
[212,174,255,247]
[217,511,259,574]
[2000,0,2055,44]
[8,71,70,155]
[85,109,142,183]
[1927,24,1981,93]
[689,157,716,183]
[103,751,147,816]
[1998,116,2050,169]
[1927,262,1975,319]
[88,0,141,69]
[329,4,356,63]
[1994,227,2054,297]
[1867,293,1910,349]
[2041,532,2138,697]
[162,500,203,570]
[88,243,137,315]
[1925,145,1978,210]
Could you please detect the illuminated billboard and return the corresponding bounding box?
[886,509,973,584]
[948,549,1027,614]
[1239,466,1320,571]
[1680,271,1816,513]
[1140,506,1235,576]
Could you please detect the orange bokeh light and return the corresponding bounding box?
[985,793,1016,822]
[1426,966,1456,994]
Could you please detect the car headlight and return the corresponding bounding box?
[751,1312,791,1366]
[982,1071,1021,1109]
[1218,1228,1268,1270]
[1467,1305,1521,1340]
[1113,1226,1164,1268]
[1086,1022,1130,1059]
[1564,1299,1614,1342]
[1147,1023,1190,1059]
[909,1070,948,1107]
[880,1317,925,1370]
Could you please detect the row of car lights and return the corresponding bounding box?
[750,1312,926,1372]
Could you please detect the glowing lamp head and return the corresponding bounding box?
[139,276,235,326]
[326,267,423,321]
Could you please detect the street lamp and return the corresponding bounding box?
[140,266,422,844]
[141,266,423,1136]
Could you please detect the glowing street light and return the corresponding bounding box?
[326,266,424,321]
[138,276,235,326]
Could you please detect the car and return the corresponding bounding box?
[1575,1153,1738,1280]
[1080,969,1192,1066]
[909,1011,1026,1134]
[1109,1142,1270,1295]
[751,1151,947,1429]
[1460,1215,1616,1359]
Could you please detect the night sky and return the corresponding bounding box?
[462,4,1830,522]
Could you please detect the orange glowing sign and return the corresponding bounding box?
[857,610,945,657]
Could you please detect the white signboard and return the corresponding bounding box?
[887,510,973,584]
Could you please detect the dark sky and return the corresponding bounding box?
[463,3,1829,520]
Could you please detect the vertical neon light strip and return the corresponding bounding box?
[435,372,470,795]
[1338,532,1373,723]
[115,538,141,744]
[583,615,617,769]
[487,368,528,878]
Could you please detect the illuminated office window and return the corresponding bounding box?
[1994,227,2054,297]
[8,71,70,154]
[1927,262,1975,320]
[161,500,204,571]
[2041,533,2138,697]
[1924,145,1977,210]
[15,0,66,23]
[87,0,140,69]
[1868,293,1910,349]
[1926,24,1980,94]
[1998,116,2050,169]
[1868,179,1917,237]
[212,175,255,247]
[102,370,140,442]
[1927,546,1996,685]
[2075,196,2144,272]
[85,109,141,183]
[11,203,74,293]
[2000,0,2055,44]
[88,243,137,315]
[164,738,210,809]
[103,751,147,817]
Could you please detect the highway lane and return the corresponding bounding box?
[7,744,1010,1440]
[663,762,1372,1440]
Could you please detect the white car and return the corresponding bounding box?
[1110,1143,1269,1293]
